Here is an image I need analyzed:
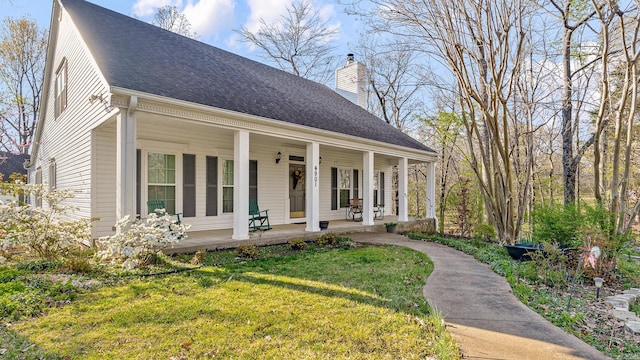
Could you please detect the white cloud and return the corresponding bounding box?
[317,3,335,21]
[132,0,182,17]
[245,0,292,33]
[182,0,236,38]
[226,33,242,49]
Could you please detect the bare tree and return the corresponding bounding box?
[423,109,464,233]
[0,17,47,154]
[357,38,426,131]
[152,5,198,39]
[236,0,339,84]
[363,0,533,243]
[545,0,600,205]
[590,1,640,234]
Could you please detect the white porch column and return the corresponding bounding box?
[398,157,409,222]
[116,105,136,227]
[426,161,437,228]
[233,130,250,240]
[362,151,375,225]
[305,142,320,232]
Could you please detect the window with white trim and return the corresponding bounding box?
[339,168,351,208]
[55,59,68,117]
[147,152,176,214]
[222,160,234,213]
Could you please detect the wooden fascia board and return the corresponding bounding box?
[110,87,438,163]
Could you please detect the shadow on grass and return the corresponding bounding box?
[187,245,433,317]
[227,271,392,307]
[0,325,60,360]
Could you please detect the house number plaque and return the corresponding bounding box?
[314,166,318,187]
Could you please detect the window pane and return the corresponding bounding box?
[373,173,378,190]
[148,169,158,183]
[148,185,158,199]
[339,169,350,189]
[340,189,350,208]
[223,160,234,186]
[148,185,176,214]
[223,187,234,213]
[148,153,161,170]
[148,153,175,185]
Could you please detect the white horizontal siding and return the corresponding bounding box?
[31,7,109,231]
[93,121,116,236]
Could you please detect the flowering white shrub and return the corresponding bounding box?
[0,181,91,259]
[98,210,190,269]
[0,172,27,199]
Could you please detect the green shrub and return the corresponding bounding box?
[137,252,166,267]
[531,204,581,246]
[62,256,94,274]
[190,249,207,265]
[0,268,20,283]
[472,223,496,242]
[16,260,60,272]
[0,297,18,318]
[0,281,26,295]
[236,245,260,259]
[316,233,338,247]
[289,238,306,250]
[631,300,640,316]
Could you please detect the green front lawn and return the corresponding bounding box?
[3,243,459,359]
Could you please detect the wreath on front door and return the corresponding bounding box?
[293,168,305,190]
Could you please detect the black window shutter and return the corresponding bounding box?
[353,169,359,198]
[206,156,218,216]
[380,172,385,206]
[249,160,258,201]
[136,149,141,216]
[331,167,338,210]
[183,154,196,217]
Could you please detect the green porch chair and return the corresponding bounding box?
[147,199,182,224]
[249,199,271,232]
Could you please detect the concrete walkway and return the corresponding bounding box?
[350,233,609,360]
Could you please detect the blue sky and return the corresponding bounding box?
[2,0,360,62]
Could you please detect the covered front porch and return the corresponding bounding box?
[165,216,434,254]
[94,95,438,242]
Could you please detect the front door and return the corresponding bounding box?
[289,164,305,218]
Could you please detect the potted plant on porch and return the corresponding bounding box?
[384,222,398,233]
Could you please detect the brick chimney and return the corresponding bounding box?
[335,54,367,109]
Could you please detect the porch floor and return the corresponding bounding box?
[166,216,405,254]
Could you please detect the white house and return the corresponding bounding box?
[26,0,438,241]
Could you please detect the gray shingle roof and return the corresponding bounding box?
[0,153,29,181]
[60,0,434,153]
